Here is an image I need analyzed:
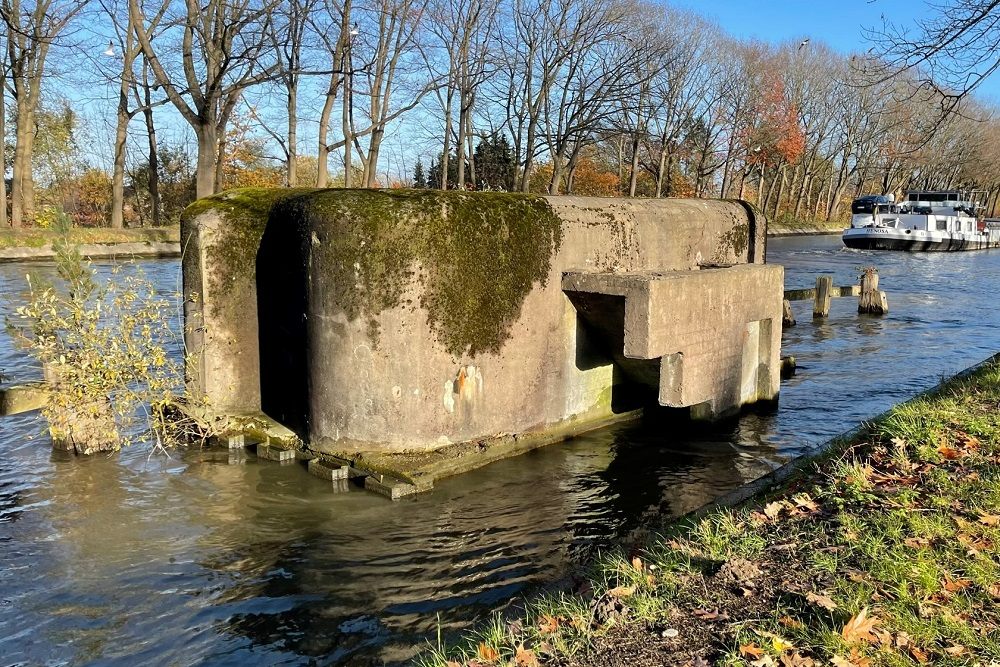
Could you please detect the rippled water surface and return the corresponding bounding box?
[2,235,1000,665]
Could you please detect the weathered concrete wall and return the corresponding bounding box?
[181,189,778,454]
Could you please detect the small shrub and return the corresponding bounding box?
[5,221,198,453]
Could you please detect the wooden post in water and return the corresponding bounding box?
[782,299,795,327]
[858,267,888,315]
[813,275,832,319]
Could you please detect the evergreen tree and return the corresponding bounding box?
[413,158,426,188]
[473,135,515,191]
[427,152,459,190]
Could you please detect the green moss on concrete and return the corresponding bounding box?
[716,220,749,259]
[280,189,563,356]
[184,187,563,356]
[181,188,315,304]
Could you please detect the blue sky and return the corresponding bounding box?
[675,0,1000,103]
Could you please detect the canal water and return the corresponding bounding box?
[2,234,999,666]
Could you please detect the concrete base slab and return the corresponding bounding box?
[308,458,350,481]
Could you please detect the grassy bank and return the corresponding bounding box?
[768,216,845,235]
[419,357,1000,667]
[0,226,179,250]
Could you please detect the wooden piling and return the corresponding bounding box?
[782,299,795,327]
[813,275,832,319]
[858,267,888,315]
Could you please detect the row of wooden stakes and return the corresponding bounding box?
[782,268,888,327]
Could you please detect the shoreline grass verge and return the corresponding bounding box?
[417,354,1000,667]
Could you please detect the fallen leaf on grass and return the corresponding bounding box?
[909,647,930,663]
[778,615,805,629]
[779,652,815,666]
[944,645,966,656]
[904,536,930,548]
[841,607,880,644]
[978,513,1000,526]
[740,643,765,658]
[445,661,462,667]
[476,643,499,663]
[750,657,777,667]
[938,444,962,460]
[693,608,730,621]
[943,575,973,592]
[514,645,540,667]
[988,584,1000,600]
[537,614,562,634]
[831,648,871,667]
[631,556,644,571]
[806,591,837,610]
[792,493,820,512]
[606,585,635,599]
[771,636,794,652]
[764,501,785,520]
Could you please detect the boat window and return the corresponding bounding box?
[936,219,948,230]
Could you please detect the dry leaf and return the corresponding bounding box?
[831,647,871,667]
[909,647,929,663]
[606,585,635,599]
[750,657,777,667]
[978,513,1000,526]
[515,645,540,667]
[841,607,879,644]
[938,444,962,460]
[537,614,561,634]
[943,576,972,592]
[793,494,819,512]
[771,636,794,652]
[778,615,805,629]
[944,645,966,656]
[806,591,837,610]
[779,652,814,667]
[631,556,644,571]
[740,643,765,658]
[476,642,500,663]
[764,501,785,519]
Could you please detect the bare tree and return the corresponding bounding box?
[129,0,279,198]
[1,0,85,227]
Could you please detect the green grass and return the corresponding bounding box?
[416,357,1000,666]
[0,226,179,249]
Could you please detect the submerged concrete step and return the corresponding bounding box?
[308,458,350,481]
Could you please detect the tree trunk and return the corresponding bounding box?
[142,104,161,227]
[195,123,218,199]
[654,144,668,198]
[287,79,298,186]
[0,73,7,229]
[110,105,129,229]
[627,132,641,197]
[440,88,454,190]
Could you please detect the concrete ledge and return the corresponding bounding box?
[0,382,47,416]
[0,241,181,263]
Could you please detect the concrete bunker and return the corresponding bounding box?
[181,189,783,476]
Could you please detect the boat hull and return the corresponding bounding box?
[842,228,1000,252]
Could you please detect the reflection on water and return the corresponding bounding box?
[2,236,1000,665]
